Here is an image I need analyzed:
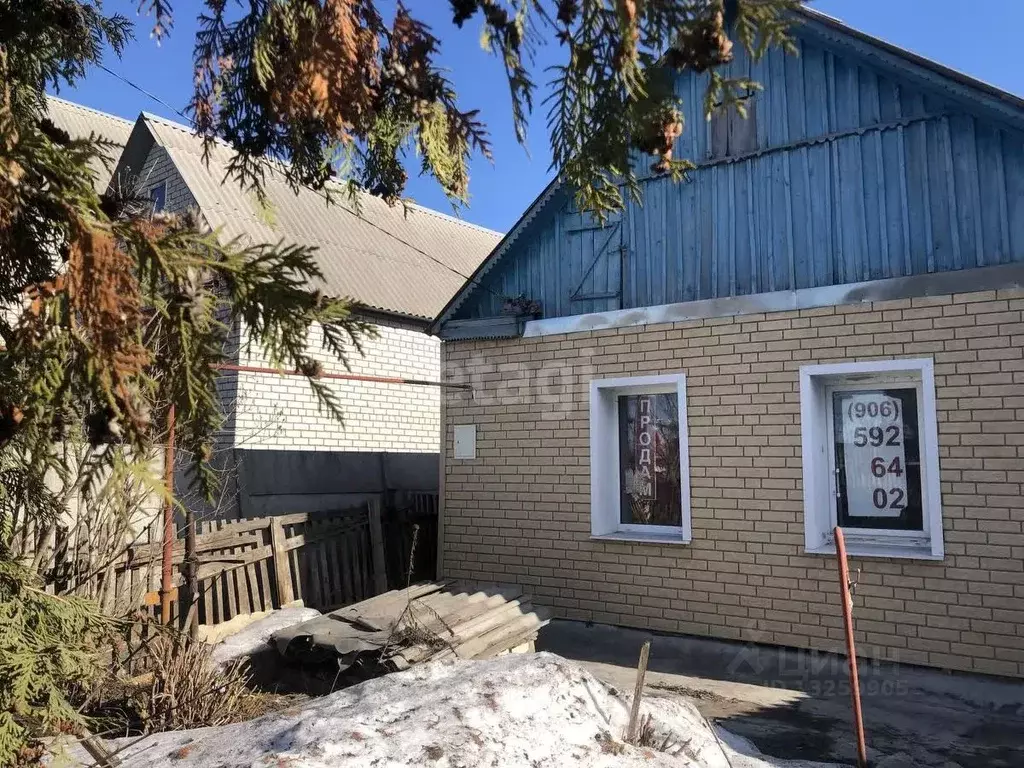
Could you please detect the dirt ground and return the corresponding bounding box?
[538,620,1024,767]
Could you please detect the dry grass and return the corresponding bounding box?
[627,713,692,758]
[130,631,253,732]
[89,623,297,735]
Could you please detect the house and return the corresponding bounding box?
[431,8,1024,679]
[45,95,134,192]
[48,96,500,517]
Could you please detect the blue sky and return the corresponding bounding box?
[58,0,1024,233]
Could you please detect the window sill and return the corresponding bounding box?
[591,531,690,546]
[806,542,944,561]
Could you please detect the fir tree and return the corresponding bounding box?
[187,0,798,218]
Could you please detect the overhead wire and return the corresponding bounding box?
[96,63,509,309]
[97,63,194,125]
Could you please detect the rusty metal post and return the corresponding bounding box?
[835,526,868,768]
[159,404,176,625]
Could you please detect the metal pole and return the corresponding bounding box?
[159,404,175,625]
[210,362,471,390]
[835,526,868,768]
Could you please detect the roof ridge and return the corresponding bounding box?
[796,5,1024,109]
[404,201,503,238]
[141,110,194,132]
[46,93,136,129]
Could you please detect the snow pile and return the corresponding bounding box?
[94,652,838,768]
[210,606,320,669]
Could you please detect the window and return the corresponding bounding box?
[149,182,166,214]
[800,359,944,560]
[710,98,757,159]
[590,374,691,543]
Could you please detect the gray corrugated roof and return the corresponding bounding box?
[142,114,501,321]
[44,95,134,192]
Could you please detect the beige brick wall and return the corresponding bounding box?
[441,288,1024,677]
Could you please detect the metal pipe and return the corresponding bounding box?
[835,527,868,768]
[210,362,471,390]
[159,404,175,625]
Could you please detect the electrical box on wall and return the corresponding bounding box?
[453,425,476,459]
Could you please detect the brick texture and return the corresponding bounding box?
[141,144,441,454]
[442,288,1024,678]
[232,316,440,452]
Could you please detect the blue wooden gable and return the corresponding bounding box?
[436,9,1024,332]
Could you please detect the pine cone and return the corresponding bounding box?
[0,404,25,445]
[451,0,479,27]
[665,10,734,72]
[297,359,324,379]
[556,0,580,26]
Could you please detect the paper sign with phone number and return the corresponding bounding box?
[838,392,908,518]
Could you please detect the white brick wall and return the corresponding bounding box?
[232,317,441,452]
[136,142,442,455]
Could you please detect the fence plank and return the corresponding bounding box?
[339,533,355,605]
[314,520,329,607]
[198,522,214,626]
[363,524,372,599]
[326,537,343,607]
[235,531,252,617]
[256,547,272,612]
[308,527,322,609]
[220,521,239,621]
[290,532,303,606]
[268,517,294,607]
[367,498,387,596]
[128,531,262,562]
[35,496,437,627]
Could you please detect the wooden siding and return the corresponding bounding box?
[454,33,1024,322]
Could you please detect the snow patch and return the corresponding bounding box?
[86,653,841,768]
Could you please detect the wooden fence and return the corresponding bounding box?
[382,492,439,589]
[113,493,438,626]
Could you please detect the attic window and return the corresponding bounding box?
[710,99,757,159]
[149,182,166,214]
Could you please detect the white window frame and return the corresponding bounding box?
[800,358,944,560]
[589,373,691,544]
